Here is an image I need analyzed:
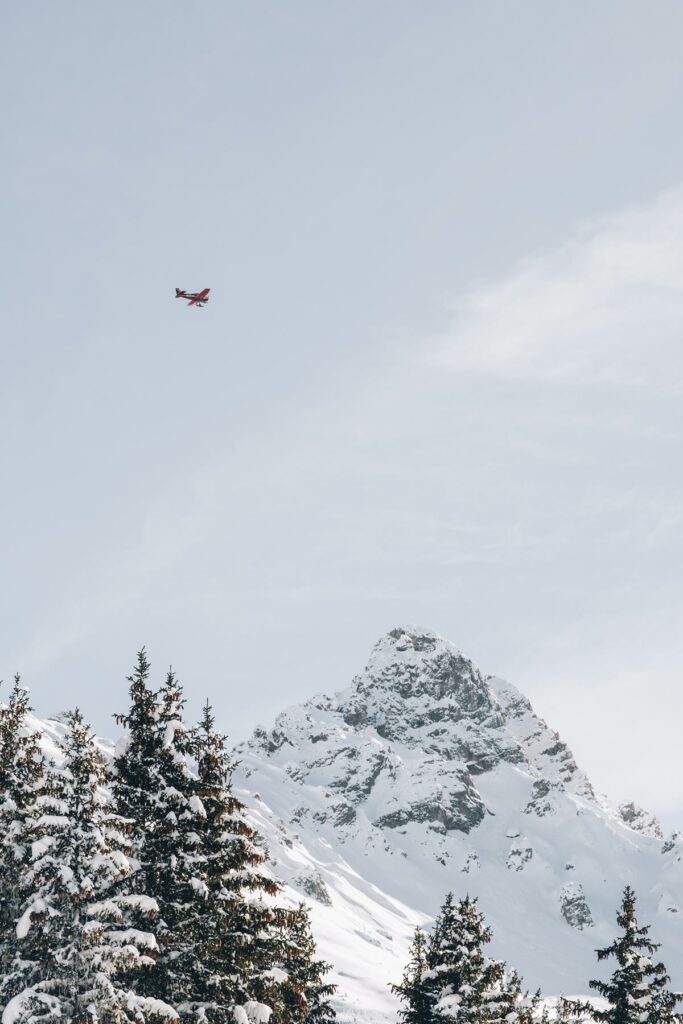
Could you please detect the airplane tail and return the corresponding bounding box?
[175,288,182,296]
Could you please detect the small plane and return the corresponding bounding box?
[175,287,210,307]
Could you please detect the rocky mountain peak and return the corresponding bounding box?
[360,626,490,702]
[245,625,597,847]
[337,626,504,741]
[234,626,683,1008]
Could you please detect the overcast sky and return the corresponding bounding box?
[3,2,683,827]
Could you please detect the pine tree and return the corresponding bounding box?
[112,656,210,1011]
[495,968,541,1024]
[191,701,282,1024]
[391,927,433,1024]
[112,649,163,885]
[152,669,209,1010]
[0,677,44,981]
[428,893,503,1023]
[276,902,336,1024]
[573,887,682,1024]
[397,893,537,1024]
[4,709,174,1024]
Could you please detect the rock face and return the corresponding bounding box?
[243,627,594,843]
[232,626,683,1020]
[559,881,594,930]
[618,801,664,839]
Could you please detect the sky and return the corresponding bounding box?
[2,2,683,827]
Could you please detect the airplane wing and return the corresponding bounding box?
[181,288,209,306]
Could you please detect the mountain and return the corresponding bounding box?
[232,626,683,1022]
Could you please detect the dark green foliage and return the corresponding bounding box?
[4,710,170,1024]
[0,678,44,980]
[191,701,283,1021]
[427,893,506,1023]
[0,654,337,1024]
[392,927,432,1024]
[276,902,336,1024]
[393,893,539,1024]
[112,654,209,1008]
[571,887,682,1024]
[112,649,161,848]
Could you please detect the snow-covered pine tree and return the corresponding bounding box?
[275,901,336,1024]
[574,886,682,1024]
[112,656,209,1011]
[152,669,209,1010]
[112,648,167,899]
[391,926,433,1024]
[3,709,174,1024]
[0,677,44,981]
[192,701,282,1024]
[420,893,536,1024]
[494,968,541,1024]
[427,893,501,1022]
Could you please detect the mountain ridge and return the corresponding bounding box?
[231,625,683,1018]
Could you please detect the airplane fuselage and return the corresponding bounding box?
[175,287,210,307]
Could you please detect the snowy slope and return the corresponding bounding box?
[231,626,683,1021]
[24,714,410,1022]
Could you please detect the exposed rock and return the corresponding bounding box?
[333,802,357,827]
[618,801,663,839]
[294,871,333,906]
[507,839,533,872]
[252,725,296,754]
[663,832,683,856]
[374,783,485,834]
[525,778,564,817]
[560,882,593,930]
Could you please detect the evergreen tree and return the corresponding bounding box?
[395,893,537,1024]
[391,927,433,1024]
[276,902,336,1024]
[191,702,282,1024]
[152,669,208,1010]
[0,677,44,980]
[112,649,160,859]
[4,709,173,1024]
[572,887,682,1024]
[112,656,209,1011]
[0,658,338,1024]
[496,969,541,1024]
[429,893,504,1022]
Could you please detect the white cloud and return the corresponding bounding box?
[428,185,683,389]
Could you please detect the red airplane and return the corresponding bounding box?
[175,287,210,307]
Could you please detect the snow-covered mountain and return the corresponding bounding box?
[231,626,683,1022]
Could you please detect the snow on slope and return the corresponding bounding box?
[242,788,423,1024]
[23,714,408,1023]
[232,626,683,1020]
